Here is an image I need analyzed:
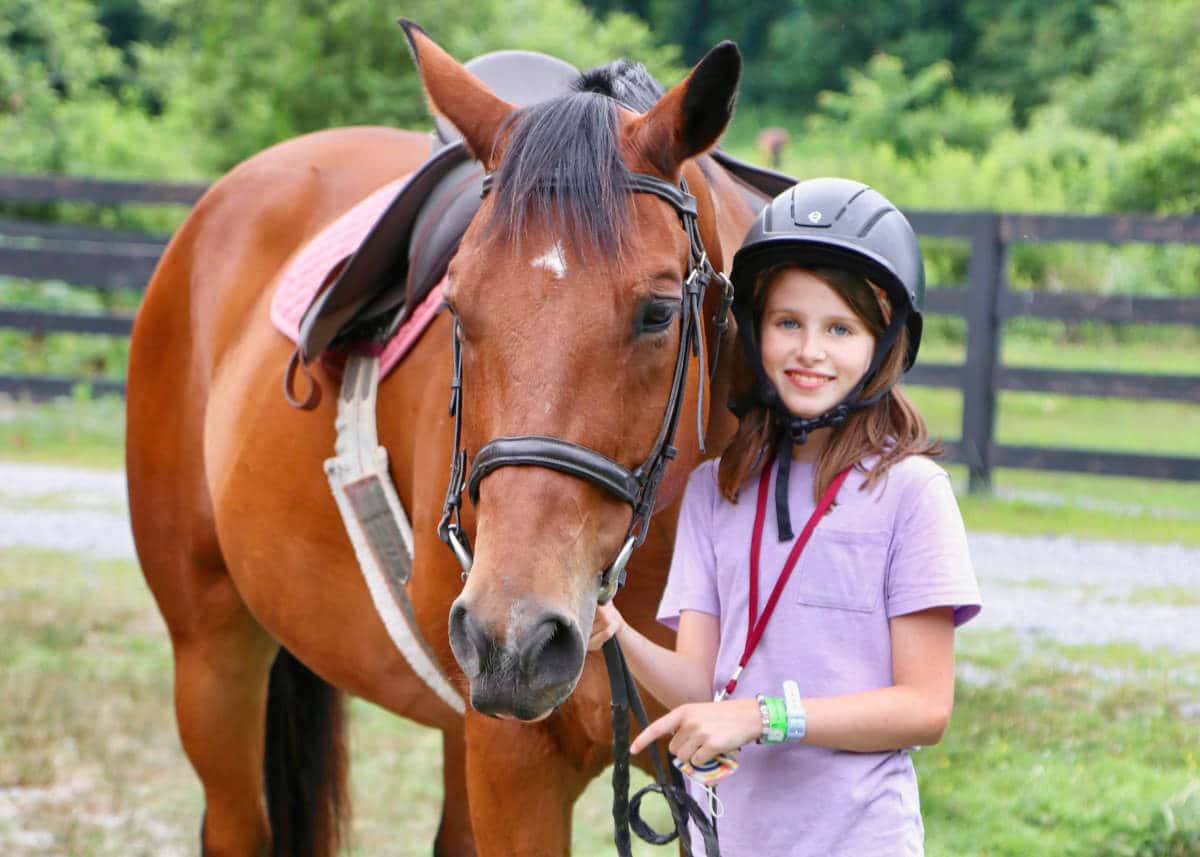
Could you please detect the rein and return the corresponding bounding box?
[436,170,733,855]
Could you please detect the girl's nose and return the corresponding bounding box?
[796,329,826,362]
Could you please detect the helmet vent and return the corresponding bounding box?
[857,205,896,238]
[835,185,871,225]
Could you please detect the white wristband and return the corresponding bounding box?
[782,680,806,741]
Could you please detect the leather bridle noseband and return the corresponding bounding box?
[436,171,733,603]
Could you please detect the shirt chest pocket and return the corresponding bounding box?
[794,529,891,612]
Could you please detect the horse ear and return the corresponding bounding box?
[627,41,742,177]
[399,19,516,168]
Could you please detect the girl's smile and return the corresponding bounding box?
[759,268,877,420]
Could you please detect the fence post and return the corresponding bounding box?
[961,214,1005,493]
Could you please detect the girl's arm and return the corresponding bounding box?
[588,604,719,710]
[800,606,956,751]
[631,606,957,761]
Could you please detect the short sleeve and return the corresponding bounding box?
[885,470,982,627]
[656,461,722,630]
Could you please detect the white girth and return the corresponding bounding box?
[323,353,465,714]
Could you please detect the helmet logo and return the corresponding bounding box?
[807,210,823,224]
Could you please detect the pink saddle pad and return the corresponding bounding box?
[270,174,446,379]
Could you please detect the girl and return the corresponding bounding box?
[589,178,981,856]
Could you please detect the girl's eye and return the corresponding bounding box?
[830,323,852,336]
[777,317,799,330]
[639,298,678,334]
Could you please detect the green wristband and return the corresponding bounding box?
[763,696,788,743]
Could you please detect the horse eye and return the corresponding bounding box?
[639,298,678,335]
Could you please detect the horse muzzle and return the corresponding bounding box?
[448,596,586,720]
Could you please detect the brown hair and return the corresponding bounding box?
[717,265,941,504]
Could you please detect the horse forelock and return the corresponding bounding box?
[574,59,664,113]
[486,91,631,263]
[483,61,667,266]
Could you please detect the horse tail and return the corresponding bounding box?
[263,647,350,857]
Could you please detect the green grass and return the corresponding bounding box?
[922,628,1200,857]
[0,395,125,468]
[906,386,1200,458]
[0,546,671,856]
[1125,586,1200,608]
[3,547,1197,856]
[924,334,1200,373]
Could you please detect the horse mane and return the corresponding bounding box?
[484,60,665,261]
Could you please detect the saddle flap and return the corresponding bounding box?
[297,142,470,361]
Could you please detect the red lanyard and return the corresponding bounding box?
[718,459,852,699]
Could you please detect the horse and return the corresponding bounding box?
[125,22,760,857]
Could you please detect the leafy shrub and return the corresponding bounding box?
[134,0,682,173]
[1109,97,1200,215]
[810,54,1011,158]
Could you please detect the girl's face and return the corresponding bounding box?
[759,268,877,420]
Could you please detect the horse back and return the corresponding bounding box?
[126,127,431,624]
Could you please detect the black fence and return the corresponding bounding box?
[2,174,1199,490]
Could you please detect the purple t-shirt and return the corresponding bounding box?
[657,454,981,857]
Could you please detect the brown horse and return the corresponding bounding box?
[126,22,758,857]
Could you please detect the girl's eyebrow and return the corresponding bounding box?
[765,306,862,326]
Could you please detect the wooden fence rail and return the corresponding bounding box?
[2,174,1198,489]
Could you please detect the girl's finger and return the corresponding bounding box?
[630,711,678,755]
[672,733,705,765]
[586,625,612,651]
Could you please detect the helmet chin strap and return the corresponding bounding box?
[734,305,910,540]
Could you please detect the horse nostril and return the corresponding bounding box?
[448,600,490,678]
[519,614,582,681]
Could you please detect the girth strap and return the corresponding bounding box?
[468,435,641,506]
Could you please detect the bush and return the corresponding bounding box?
[1109,97,1200,215]
[134,0,683,173]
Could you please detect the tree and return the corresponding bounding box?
[134,0,682,171]
[1056,0,1200,139]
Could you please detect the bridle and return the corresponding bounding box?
[435,167,731,856]
[436,170,733,603]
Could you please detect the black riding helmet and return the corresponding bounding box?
[729,177,926,540]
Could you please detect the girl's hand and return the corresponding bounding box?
[587,601,626,651]
[630,697,762,766]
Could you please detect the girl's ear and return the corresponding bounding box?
[625,41,741,178]
[399,20,517,169]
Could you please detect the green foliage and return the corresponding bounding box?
[1058,0,1200,139]
[1110,96,1200,214]
[0,0,199,178]
[811,54,1012,157]
[958,0,1104,122]
[134,0,682,172]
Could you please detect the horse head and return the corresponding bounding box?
[402,22,743,720]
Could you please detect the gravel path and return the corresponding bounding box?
[2,461,1198,653]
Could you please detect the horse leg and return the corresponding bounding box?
[463,714,591,857]
[435,723,477,857]
[168,580,278,857]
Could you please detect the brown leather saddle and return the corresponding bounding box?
[296,50,797,363]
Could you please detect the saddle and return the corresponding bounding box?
[296,50,797,363]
